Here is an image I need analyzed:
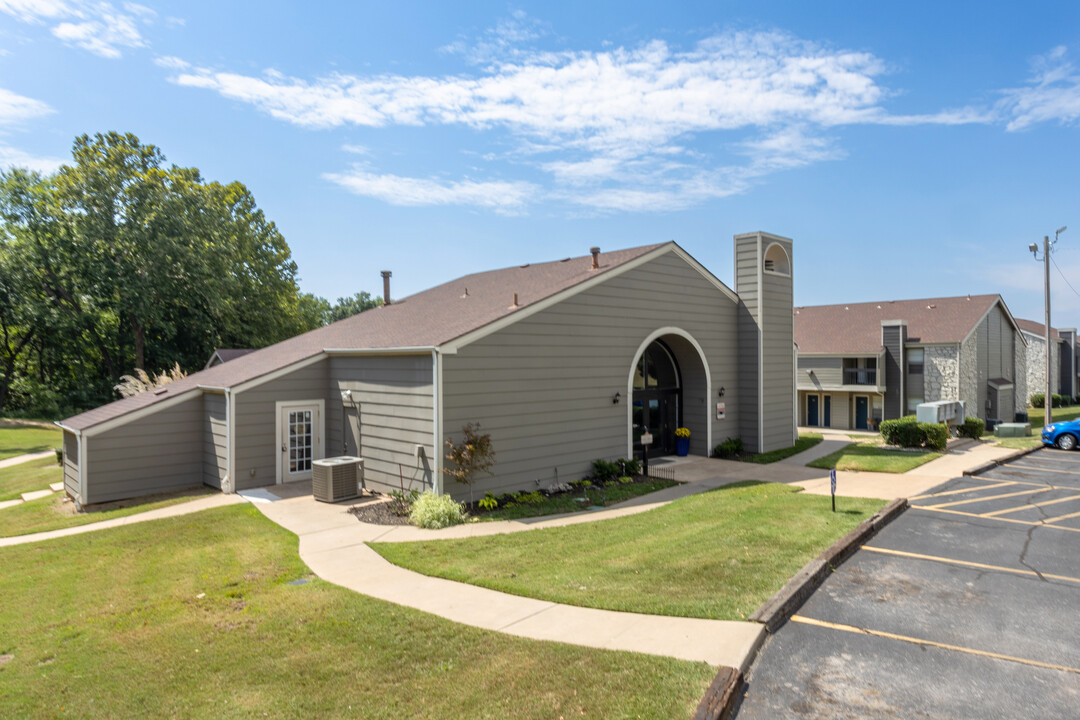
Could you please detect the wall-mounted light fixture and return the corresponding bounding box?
[612,391,621,405]
[717,387,725,398]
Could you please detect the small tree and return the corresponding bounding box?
[443,422,495,505]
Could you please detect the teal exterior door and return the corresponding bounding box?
[807,395,819,427]
[855,396,869,430]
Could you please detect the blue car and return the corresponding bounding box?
[1042,419,1080,450]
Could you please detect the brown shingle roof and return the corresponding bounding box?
[61,243,667,431]
[210,349,255,364]
[794,295,1003,355]
[1015,318,1060,340]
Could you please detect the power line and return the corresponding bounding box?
[1051,253,1080,299]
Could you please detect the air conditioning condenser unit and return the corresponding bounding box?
[313,456,364,503]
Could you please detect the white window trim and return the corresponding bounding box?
[274,399,325,484]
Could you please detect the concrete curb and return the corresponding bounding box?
[748,497,908,633]
[690,666,741,720]
[962,444,1043,477]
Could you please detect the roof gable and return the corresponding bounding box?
[62,242,689,431]
[794,295,1004,355]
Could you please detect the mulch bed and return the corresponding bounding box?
[348,497,411,526]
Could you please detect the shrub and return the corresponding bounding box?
[478,493,498,511]
[1031,393,1045,409]
[920,422,949,451]
[388,488,419,517]
[54,447,63,466]
[618,475,634,485]
[880,416,920,446]
[409,491,467,529]
[714,437,744,458]
[957,417,985,439]
[589,459,621,485]
[616,457,641,476]
[880,415,948,449]
[514,490,544,505]
[1053,393,1066,408]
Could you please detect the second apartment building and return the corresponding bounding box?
[794,295,1026,430]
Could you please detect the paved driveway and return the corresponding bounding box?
[735,447,1080,719]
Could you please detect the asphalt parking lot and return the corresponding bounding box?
[735,447,1080,719]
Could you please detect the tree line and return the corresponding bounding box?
[0,132,380,418]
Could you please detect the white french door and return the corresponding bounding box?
[277,401,323,483]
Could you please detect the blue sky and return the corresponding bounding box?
[2,1,1079,330]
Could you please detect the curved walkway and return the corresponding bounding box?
[253,486,766,669]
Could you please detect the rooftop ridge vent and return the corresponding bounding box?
[461,287,470,298]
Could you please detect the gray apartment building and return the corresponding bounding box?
[58,232,796,507]
[794,295,1026,430]
[1016,319,1077,402]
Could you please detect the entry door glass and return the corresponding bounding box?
[807,395,819,427]
[281,405,318,481]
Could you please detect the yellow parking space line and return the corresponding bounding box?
[1008,463,1080,475]
[966,475,1060,488]
[790,616,1080,675]
[862,546,1080,585]
[913,505,1080,534]
[982,493,1080,517]
[925,487,1053,509]
[1041,508,1080,525]
[909,481,1016,501]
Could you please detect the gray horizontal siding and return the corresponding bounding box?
[442,250,740,500]
[84,394,204,505]
[63,430,79,499]
[328,355,434,495]
[798,356,843,388]
[233,360,329,491]
[204,393,228,489]
[761,270,793,450]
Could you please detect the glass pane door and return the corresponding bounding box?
[288,409,313,474]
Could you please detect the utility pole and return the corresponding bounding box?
[1044,235,1052,427]
[1031,226,1067,426]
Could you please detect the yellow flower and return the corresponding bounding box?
[675,427,690,438]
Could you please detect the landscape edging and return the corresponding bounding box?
[962,444,1042,477]
[747,497,908,633]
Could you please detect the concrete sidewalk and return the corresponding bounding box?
[778,431,850,466]
[0,450,55,470]
[0,493,246,547]
[253,486,765,669]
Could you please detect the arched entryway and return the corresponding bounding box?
[632,340,681,457]
[627,328,712,458]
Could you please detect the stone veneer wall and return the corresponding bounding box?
[960,333,979,416]
[1024,332,1059,401]
[923,345,960,402]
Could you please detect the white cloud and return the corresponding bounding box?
[323,167,537,214]
[0,143,64,173]
[1001,46,1080,131]
[153,54,189,70]
[0,0,157,57]
[166,26,996,213]
[0,85,54,124]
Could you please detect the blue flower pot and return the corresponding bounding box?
[676,437,690,456]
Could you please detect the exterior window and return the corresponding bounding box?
[908,348,924,375]
[843,357,877,385]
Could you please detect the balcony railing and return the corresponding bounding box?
[843,369,877,385]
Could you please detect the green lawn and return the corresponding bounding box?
[741,433,823,464]
[478,477,678,521]
[0,424,61,460]
[0,504,714,720]
[0,457,61,501]
[0,487,213,538]
[806,442,943,473]
[371,482,883,621]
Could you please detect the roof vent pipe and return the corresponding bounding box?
[590,246,600,270]
[381,270,392,305]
